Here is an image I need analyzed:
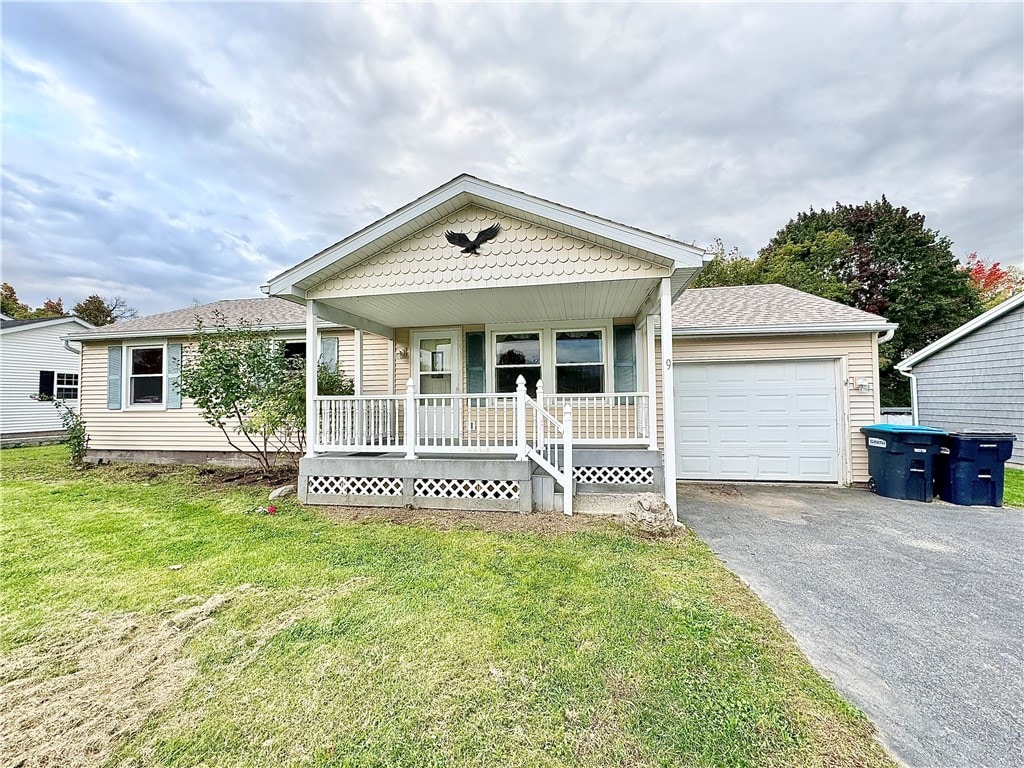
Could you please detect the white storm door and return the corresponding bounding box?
[413,331,461,443]
[674,359,840,482]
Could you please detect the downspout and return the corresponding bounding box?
[899,367,919,425]
[62,339,81,355]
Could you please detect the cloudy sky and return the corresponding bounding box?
[3,2,1022,315]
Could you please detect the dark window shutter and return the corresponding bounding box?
[613,325,637,393]
[38,370,55,399]
[465,332,486,402]
[320,336,339,372]
[166,343,182,409]
[107,346,122,410]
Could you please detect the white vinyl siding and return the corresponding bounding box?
[80,329,362,453]
[0,320,85,436]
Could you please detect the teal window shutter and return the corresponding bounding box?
[166,343,183,409]
[320,336,339,372]
[107,346,122,410]
[613,325,637,393]
[465,332,486,403]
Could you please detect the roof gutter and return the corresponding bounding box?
[63,321,338,343]
[669,322,898,338]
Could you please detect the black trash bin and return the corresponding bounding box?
[935,432,1017,507]
[860,424,946,502]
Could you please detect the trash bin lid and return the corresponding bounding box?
[948,431,1017,441]
[860,423,947,434]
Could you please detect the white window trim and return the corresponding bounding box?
[55,372,80,401]
[124,341,167,410]
[484,320,614,394]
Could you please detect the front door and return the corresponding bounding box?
[413,330,461,443]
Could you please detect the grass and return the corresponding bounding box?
[1003,467,1024,508]
[1,446,894,768]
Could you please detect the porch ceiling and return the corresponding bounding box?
[314,278,661,329]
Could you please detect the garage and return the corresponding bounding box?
[665,285,899,486]
[674,359,841,482]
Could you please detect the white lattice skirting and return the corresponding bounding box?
[573,465,655,485]
[306,476,402,496]
[414,478,520,500]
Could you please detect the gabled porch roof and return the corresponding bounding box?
[263,175,708,334]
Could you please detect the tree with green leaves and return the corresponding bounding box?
[695,198,983,406]
[177,312,353,472]
[1,283,30,318]
[72,294,139,326]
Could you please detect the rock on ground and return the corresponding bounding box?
[620,492,676,535]
[269,485,296,500]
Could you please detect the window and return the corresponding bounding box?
[129,347,163,405]
[56,372,79,400]
[555,330,604,393]
[495,332,541,398]
[490,327,609,396]
[283,341,306,365]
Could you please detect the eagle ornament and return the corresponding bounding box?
[444,223,501,253]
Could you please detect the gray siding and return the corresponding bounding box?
[914,304,1023,465]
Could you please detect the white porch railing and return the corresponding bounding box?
[315,395,405,452]
[538,383,650,445]
[412,393,520,453]
[314,383,650,453]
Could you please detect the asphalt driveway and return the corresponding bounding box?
[678,483,1023,768]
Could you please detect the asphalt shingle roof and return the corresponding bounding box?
[71,297,306,338]
[1,316,90,331]
[670,285,889,331]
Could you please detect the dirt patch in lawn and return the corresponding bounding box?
[317,504,627,535]
[0,593,234,768]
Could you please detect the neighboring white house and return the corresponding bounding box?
[897,291,1023,467]
[0,316,94,444]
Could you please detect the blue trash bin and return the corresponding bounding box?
[860,424,946,502]
[935,432,1017,507]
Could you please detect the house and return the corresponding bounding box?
[64,176,895,516]
[0,315,94,445]
[896,291,1023,467]
[63,297,386,465]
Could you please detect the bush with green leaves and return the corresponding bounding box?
[177,312,353,472]
[55,400,89,467]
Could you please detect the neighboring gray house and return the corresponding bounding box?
[897,292,1023,466]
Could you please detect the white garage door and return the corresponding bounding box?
[674,359,840,482]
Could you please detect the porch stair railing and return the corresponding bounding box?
[524,378,573,518]
[525,379,574,516]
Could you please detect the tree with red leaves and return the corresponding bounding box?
[965,253,1023,308]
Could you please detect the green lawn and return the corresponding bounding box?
[1004,467,1024,508]
[1,446,893,768]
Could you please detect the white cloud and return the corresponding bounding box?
[2,2,1020,314]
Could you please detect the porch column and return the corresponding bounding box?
[659,277,678,517]
[644,317,657,451]
[353,329,364,396]
[305,300,318,457]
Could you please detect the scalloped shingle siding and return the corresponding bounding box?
[310,206,664,297]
